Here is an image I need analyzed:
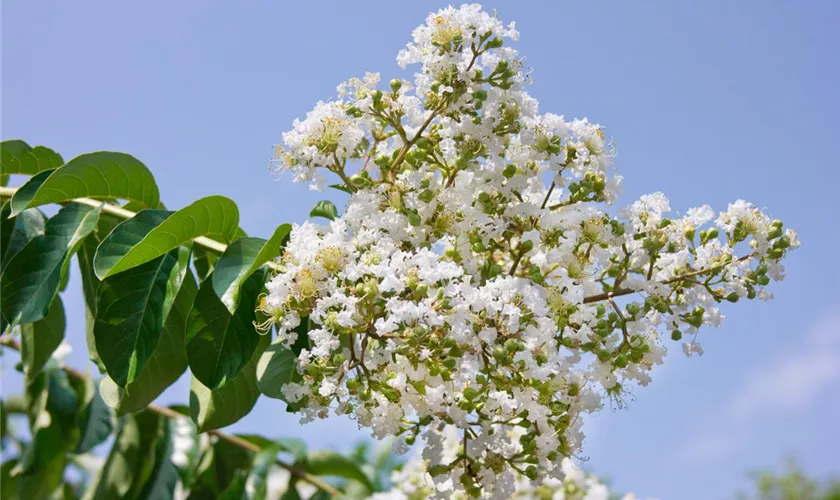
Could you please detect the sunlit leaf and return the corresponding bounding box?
[9,151,159,216]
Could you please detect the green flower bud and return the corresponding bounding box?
[389,78,402,92]
[725,292,740,303]
[503,164,517,179]
[493,347,508,363]
[332,353,346,365]
[485,37,503,49]
[472,241,486,253]
[768,248,784,259]
[671,330,682,341]
[519,239,534,253]
[757,275,770,286]
[346,378,361,391]
[488,263,503,278]
[524,465,538,480]
[478,192,491,203]
[505,338,525,353]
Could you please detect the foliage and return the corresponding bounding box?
[737,460,840,500]
[0,139,378,499]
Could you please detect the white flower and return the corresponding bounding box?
[263,4,797,497]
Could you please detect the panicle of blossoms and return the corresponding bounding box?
[370,426,648,500]
[264,3,799,497]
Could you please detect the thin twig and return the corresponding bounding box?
[582,253,755,304]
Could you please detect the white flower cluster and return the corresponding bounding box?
[371,426,647,500]
[265,4,798,498]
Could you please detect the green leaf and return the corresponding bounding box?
[15,368,80,499]
[193,244,219,283]
[1,203,99,326]
[100,266,197,414]
[237,435,307,462]
[0,139,64,176]
[187,437,254,498]
[94,196,239,278]
[212,224,291,312]
[247,443,283,500]
[91,209,169,278]
[20,295,66,383]
[328,183,354,194]
[256,319,310,409]
[280,485,303,500]
[73,375,114,455]
[310,200,338,221]
[0,202,46,270]
[186,270,265,389]
[94,246,188,387]
[0,202,47,332]
[189,332,269,433]
[256,338,299,400]
[305,450,374,492]
[77,215,122,373]
[81,410,165,500]
[1,458,18,499]
[135,417,190,500]
[275,437,308,462]
[9,151,160,216]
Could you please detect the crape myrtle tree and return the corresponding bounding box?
[0,4,798,499]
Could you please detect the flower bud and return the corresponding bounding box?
[389,78,402,93]
[493,347,508,363]
[505,338,525,353]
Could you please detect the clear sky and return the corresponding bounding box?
[3,1,839,498]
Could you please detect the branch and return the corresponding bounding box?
[582,253,755,304]
[0,337,341,497]
[0,186,280,271]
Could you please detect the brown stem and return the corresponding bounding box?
[582,253,755,304]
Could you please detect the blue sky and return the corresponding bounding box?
[3,1,839,498]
